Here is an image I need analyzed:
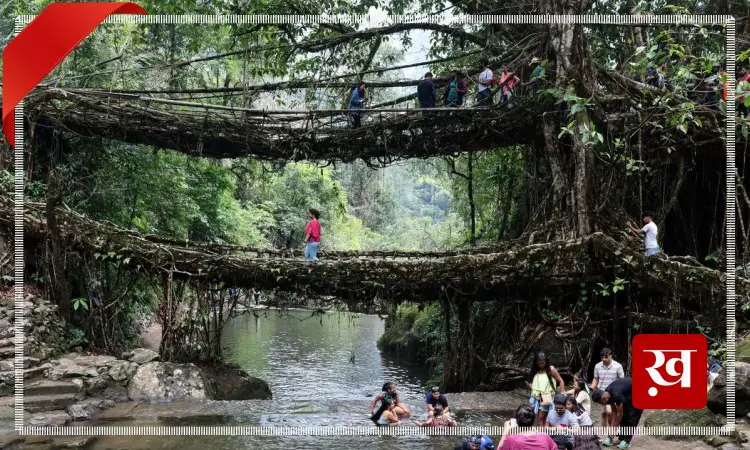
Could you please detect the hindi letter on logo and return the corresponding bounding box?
[632,334,707,410]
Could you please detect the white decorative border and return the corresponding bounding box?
[11,14,735,436]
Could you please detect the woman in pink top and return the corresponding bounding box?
[304,208,321,261]
[498,66,520,106]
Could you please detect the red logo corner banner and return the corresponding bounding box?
[632,333,708,410]
[2,2,147,148]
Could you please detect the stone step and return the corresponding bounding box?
[0,357,41,372]
[24,393,77,413]
[25,379,81,396]
[0,364,50,383]
[0,347,13,358]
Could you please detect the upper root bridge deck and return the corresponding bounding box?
[3,197,742,303]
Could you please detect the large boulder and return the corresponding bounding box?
[123,348,159,365]
[200,365,272,400]
[128,362,208,403]
[708,362,750,417]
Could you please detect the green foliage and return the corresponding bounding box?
[72,297,89,312]
[66,327,88,348]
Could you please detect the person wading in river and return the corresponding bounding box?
[529,351,565,426]
[304,208,321,261]
[497,404,558,450]
[376,400,400,426]
[370,382,410,423]
[426,386,450,418]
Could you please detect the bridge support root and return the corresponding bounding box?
[442,298,478,392]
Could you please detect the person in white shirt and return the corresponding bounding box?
[474,59,494,106]
[627,214,659,256]
[589,348,624,429]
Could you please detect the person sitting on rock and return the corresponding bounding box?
[426,386,450,418]
[546,394,579,450]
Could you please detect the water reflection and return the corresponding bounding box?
[84,309,507,449]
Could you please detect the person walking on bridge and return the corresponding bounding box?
[418,72,437,108]
[498,66,520,107]
[349,82,367,128]
[475,59,495,106]
[304,208,321,261]
[445,71,468,107]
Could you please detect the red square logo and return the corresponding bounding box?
[632,334,707,410]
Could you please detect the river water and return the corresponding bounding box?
[84,309,507,449]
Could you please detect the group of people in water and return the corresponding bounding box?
[366,348,648,450]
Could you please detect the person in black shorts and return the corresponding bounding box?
[592,378,642,449]
[426,386,450,418]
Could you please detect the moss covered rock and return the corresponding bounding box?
[643,408,721,441]
[738,334,750,363]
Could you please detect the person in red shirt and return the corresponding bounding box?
[304,208,321,261]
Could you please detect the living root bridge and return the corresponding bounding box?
[23,88,538,162]
[3,196,744,303]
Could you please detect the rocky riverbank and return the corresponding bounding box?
[0,290,272,430]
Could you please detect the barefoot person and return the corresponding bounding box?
[370,382,410,423]
[529,351,565,426]
[592,378,642,449]
[589,348,624,430]
[304,208,321,261]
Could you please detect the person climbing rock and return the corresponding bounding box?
[445,70,468,107]
[304,208,321,261]
[627,214,659,256]
[592,378,642,449]
[349,82,366,128]
[370,382,410,423]
[418,72,437,108]
[426,386,450,418]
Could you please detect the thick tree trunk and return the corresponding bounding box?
[442,298,476,392]
[468,152,476,246]
[45,166,71,319]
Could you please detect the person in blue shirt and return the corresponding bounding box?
[426,386,449,417]
[348,82,366,128]
[524,57,545,97]
[417,72,437,108]
[454,434,494,450]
